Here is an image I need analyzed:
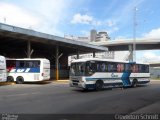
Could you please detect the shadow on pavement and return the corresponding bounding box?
[23,80,54,85]
[71,84,148,93]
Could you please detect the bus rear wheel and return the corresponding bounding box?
[7,76,14,82]
[132,79,138,87]
[95,80,104,91]
[16,76,24,84]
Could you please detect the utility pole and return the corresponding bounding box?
[133,7,137,62]
[4,17,6,24]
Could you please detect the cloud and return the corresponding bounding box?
[106,20,116,27]
[71,13,117,27]
[143,28,160,38]
[71,13,104,26]
[0,0,73,36]
[80,30,90,36]
[0,2,41,29]
[144,52,157,59]
[71,13,93,24]
[70,13,119,36]
[138,51,160,63]
[107,27,119,34]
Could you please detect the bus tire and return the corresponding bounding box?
[16,76,24,84]
[95,80,104,91]
[132,79,138,87]
[7,76,14,82]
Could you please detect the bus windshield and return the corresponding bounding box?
[70,62,85,76]
[70,61,97,76]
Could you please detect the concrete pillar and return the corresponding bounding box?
[93,52,96,58]
[55,46,59,80]
[129,44,133,62]
[27,40,31,58]
[77,50,79,59]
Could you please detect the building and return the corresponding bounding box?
[64,29,110,42]
[90,29,97,42]
[67,29,129,65]
[96,31,110,42]
[64,35,89,43]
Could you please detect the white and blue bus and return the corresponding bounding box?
[69,58,150,90]
[0,55,7,82]
[6,58,50,84]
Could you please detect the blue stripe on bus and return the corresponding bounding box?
[9,68,40,73]
[85,78,120,81]
[84,77,149,89]
[28,68,40,72]
[85,81,149,89]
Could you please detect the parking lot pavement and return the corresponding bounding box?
[0,80,159,114]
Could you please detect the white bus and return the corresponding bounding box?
[6,58,50,83]
[0,56,7,82]
[69,58,150,90]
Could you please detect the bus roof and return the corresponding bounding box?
[0,55,5,60]
[71,58,149,65]
[6,58,49,61]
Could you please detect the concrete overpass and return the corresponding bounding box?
[91,39,160,51]
[150,62,160,67]
[0,23,107,80]
[91,39,160,61]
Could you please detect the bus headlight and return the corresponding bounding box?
[79,79,85,83]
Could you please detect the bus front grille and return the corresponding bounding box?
[72,80,79,83]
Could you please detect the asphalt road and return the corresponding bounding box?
[0,80,160,115]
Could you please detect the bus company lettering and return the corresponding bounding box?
[10,68,30,73]
[111,73,118,78]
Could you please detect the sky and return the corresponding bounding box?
[0,0,160,63]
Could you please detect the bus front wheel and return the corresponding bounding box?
[7,76,14,82]
[95,80,104,91]
[16,76,24,84]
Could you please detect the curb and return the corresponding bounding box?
[150,80,160,82]
[54,80,69,83]
[0,82,15,86]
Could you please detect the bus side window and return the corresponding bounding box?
[112,63,117,72]
[145,65,149,73]
[132,64,138,73]
[108,63,111,72]
[108,63,113,72]
[117,64,120,72]
[20,61,25,68]
[25,61,30,68]
[138,64,142,73]
[108,62,117,72]
[132,65,135,73]
[125,64,131,72]
[33,62,36,67]
[16,61,25,68]
[117,64,124,72]
[142,65,147,73]
[96,63,100,72]
[101,62,107,72]
[121,64,124,72]
[135,65,138,72]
